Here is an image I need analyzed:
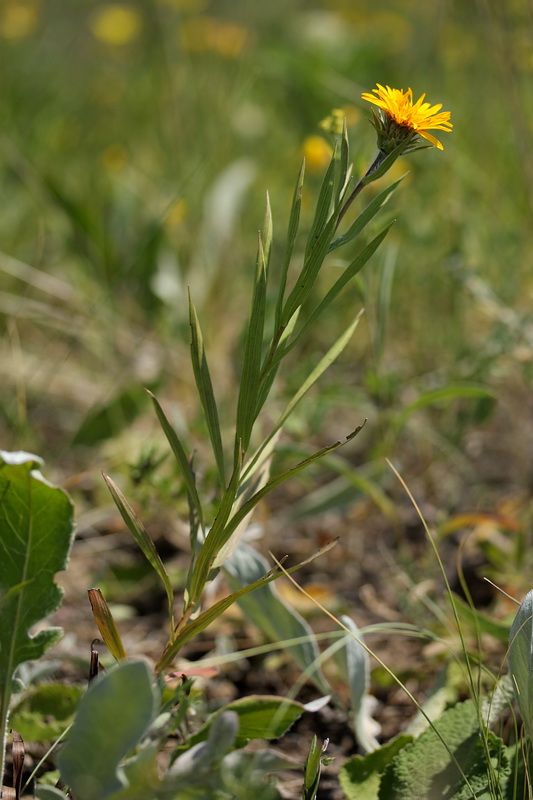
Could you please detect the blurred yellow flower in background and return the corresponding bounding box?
[179,16,249,58]
[302,136,333,172]
[101,143,129,173]
[90,4,142,46]
[0,1,40,39]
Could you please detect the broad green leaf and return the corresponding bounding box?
[0,451,74,785]
[509,589,533,737]
[188,294,226,491]
[378,700,506,800]
[148,391,204,531]
[329,177,403,252]
[333,616,379,752]
[235,232,268,454]
[223,543,330,694]
[103,744,161,800]
[102,475,175,636]
[167,711,239,781]
[58,660,159,800]
[339,734,412,800]
[180,695,305,750]
[10,683,83,742]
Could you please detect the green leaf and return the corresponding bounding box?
[168,711,239,781]
[57,660,159,800]
[274,159,305,332]
[10,683,83,742]
[188,294,226,491]
[378,700,506,800]
[393,383,495,432]
[235,231,268,454]
[304,148,337,263]
[281,213,338,326]
[275,224,393,369]
[509,589,533,737]
[181,695,305,750]
[187,452,242,606]
[339,734,412,800]
[329,177,403,252]
[0,451,74,785]
[72,384,154,446]
[223,543,330,694]
[148,391,204,531]
[245,312,362,485]
[303,736,323,800]
[102,474,175,636]
[35,787,70,799]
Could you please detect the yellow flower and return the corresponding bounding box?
[362,83,452,150]
[90,4,141,46]
[302,135,333,172]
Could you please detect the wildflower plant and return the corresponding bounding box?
[0,85,483,800]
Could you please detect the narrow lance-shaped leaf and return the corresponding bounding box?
[188,293,226,491]
[304,145,337,263]
[274,159,305,332]
[234,232,268,457]
[87,588,128,662]
[148,391,204,531]
[334,118,350,208]
[329,176,404,252]
[102,474,175,637]
[187,449,243,606]
[281,212,338,326]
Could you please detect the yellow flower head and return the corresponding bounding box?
[362,83,452,151]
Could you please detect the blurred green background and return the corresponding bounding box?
[1,0,532,522]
